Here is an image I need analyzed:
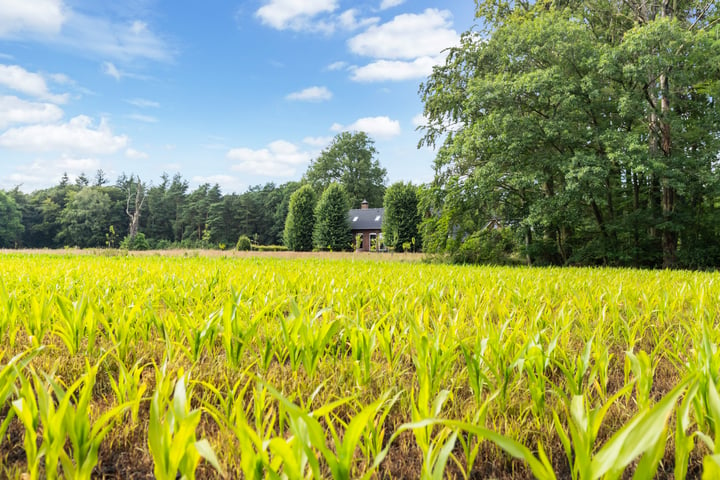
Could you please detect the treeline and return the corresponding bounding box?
[0,172,300,250]
[418,0,720,269]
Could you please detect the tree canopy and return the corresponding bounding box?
[283,184,317,252]
[304,132,387,209]
[313,183,352,251]
[419,0,720,267]
[382,182,421,252]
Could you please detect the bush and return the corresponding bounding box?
[236,235,252,251]
[120,233,150,251]
[452,228,518,265]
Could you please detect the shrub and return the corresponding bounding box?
[120,233,150,251]
[236,235,252,251]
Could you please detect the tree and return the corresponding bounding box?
[0,190,24,248]
[383,182,421,252]
[283,185,316,251]
[304,132,387,208]
[313,183,352,251]
[58,188,112,247]
[121,175,147,239]
[419,0,720,267]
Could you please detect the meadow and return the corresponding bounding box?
[0,252,719,478]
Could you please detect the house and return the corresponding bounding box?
[349,200,385,252]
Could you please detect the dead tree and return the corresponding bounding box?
[126,176,147,238]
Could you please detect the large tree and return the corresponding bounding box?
[313,183,352,251]
[304,132,388,209]
[0,190,24,248]
[58,187,112,248]
[383,182,421,252]
[283,184,317,251]
[420,0,720,268]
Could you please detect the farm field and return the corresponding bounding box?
[1,253,719,479]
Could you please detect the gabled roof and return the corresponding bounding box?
[348,207,383,231]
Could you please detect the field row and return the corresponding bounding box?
[1,254,719,478]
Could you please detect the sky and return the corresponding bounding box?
[0,0,477,194]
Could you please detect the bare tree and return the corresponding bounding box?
[126,176,147,238]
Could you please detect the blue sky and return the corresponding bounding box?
[0,0,476,194]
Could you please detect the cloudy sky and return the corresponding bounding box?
[0,0,476,193]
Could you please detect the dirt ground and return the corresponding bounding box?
[0,248,425,262]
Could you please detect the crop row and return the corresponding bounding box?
[1,254,720,478]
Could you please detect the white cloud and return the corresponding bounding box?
[192,175,244,194]
[227,140,312,177]
[331,116,401,139]
[0,64,69,103]
[0,115,128,154]
[126,98,159,108]
[256,0,338,31]
[412,113,428,128]
[348,9,458,60]
[303,136,333,147]
[102,61,121,80]
[286,86,332,102]
[0,2,172,63]
[0,0,66,36]
[337,9,379,31]
[5,156,101,191]
[326,61,348,71]
[0,95,63,128]
[350,56,442,82]
[379,0,405,9]
[125,113,158,123]
[125,148,148,159]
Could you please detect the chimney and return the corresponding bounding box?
[361,199,369,210]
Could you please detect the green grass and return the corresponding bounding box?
[0,253,718,478]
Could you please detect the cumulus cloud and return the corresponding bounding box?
[256,0,338,31]
[0,0,66,36]
[0,115,128,154]
[350,56,441,82]
[5,156,102,191]
[0,95,64,128]
[349,9,457,59]
[412,113,428,128]
[125,148,148,159]
[347,9,458,82]
[0,64,69,103]
[331,116,401,139]
[227,140,312,177]
[286,86,332,102]
[337,9,379,31]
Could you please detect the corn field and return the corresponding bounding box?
[1,253,720,478]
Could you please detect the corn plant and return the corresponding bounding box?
[148,371,224,480]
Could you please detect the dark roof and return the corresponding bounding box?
[348,207,383,230]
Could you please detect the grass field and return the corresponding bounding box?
[0,252,718,478]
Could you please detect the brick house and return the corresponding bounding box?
[349,200,385,252]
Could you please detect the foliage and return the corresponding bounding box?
[419,0,720,268]
[58,188,112,248]
[3,255,720,476]
[0,190,24,248]
[313,183,352,251]
[452,228,519,265]
[382,182,421,252]
[120,232,150,250]
[235,235,252,251]
[304,132,387,208]
[284,184,317,251]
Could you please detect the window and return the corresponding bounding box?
[353,216,359,222]
[374,215,381,222]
